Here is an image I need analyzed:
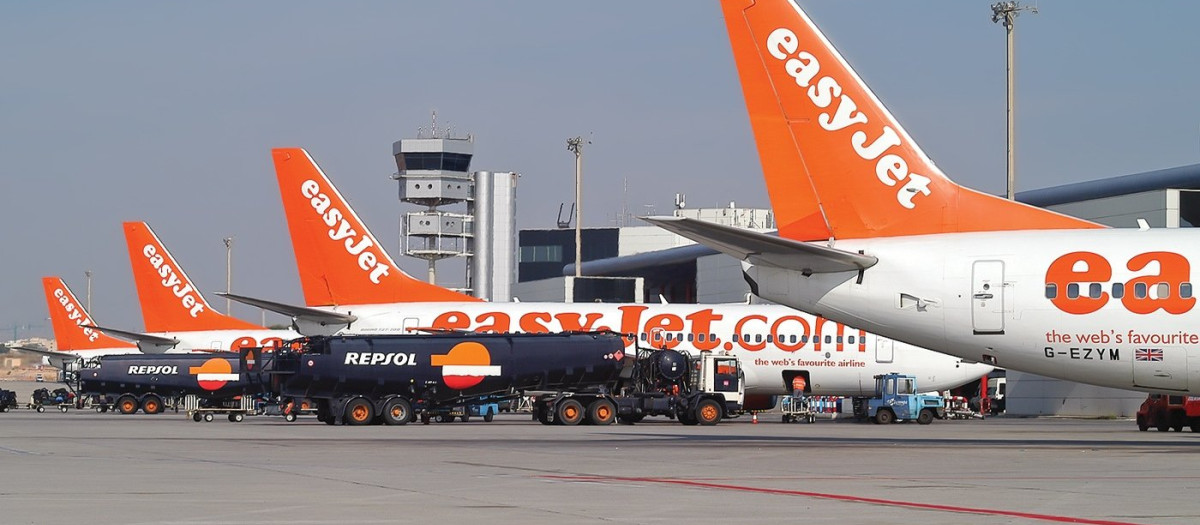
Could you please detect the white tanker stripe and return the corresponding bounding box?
[440,365,501,377]
[197,373,240,381]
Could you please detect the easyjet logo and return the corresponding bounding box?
[430,306,867,354]
[141,244,206,318]
[300,179,391,284]
[53,288,100,342]
[765,27,931,209]
[1045,251,1196,315]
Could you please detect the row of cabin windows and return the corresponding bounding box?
[637,332,856,345]
[1045,282,1194,300]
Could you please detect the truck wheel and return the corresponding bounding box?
[917,409,934,425]
[695,399,722,426]
[117,395,139,415]
[555,399,585,426]
[203,413,215,422]
[141,395,163,415]
[230,413,244,423]
[535,406,553,425]
[36,405,45,413]
[1137,416,1148,431]
[344,398,374,426]
[587,399,617,425]
[381,398,412,426]
[483,409,494,423]
[874,409,895,425]
[1157,420,1170,432]
[461,413,470,423]
[285,413,298,423]
[60,405,69,413]
[437,414,454,423]
[192,413,202,422]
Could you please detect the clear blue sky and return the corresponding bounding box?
[3,1,1199,340]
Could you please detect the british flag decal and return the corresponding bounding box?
[1135,348,1164,362]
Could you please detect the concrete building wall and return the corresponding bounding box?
[1007,371,1145,417]
[511,277,567,303]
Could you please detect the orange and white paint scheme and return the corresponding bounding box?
[41,276,139,358]
[122,221,299,352]
[273,148,478,306]
[236,147,992,401]
[648,0,1200,394]
[41,274,138,357]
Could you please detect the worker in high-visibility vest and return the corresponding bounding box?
[791,375,807,398]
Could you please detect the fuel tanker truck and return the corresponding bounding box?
[67,353,262,420]
[260,331,744,426]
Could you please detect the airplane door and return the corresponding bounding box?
[971,260,1005,334]
[402,317,421,333]
[1132,346,1189,391]
[875,336,894,363]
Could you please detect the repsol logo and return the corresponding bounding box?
[142,244,206,318]
[344,352,417,366]
[300,179,391,284]
[765,27,932,209]
[128,365,178,375]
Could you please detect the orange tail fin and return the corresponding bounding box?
[123,221,264,332]
[42,277,137,352]
[721,0,1100,240]
[272,148,480,306]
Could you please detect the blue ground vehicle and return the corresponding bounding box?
[867,373,945,425]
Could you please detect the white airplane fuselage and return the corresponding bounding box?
[743,229,1200,394]
[301,301,990,397]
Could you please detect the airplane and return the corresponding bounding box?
[221,147,992,407]
[645,0,1199,395]
[17,276,145,367]
[120,221,300,352]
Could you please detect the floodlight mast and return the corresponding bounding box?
[991,1,1037,200]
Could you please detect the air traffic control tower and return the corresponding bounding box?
[393,129,517,301]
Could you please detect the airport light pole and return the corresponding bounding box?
[991,1,1037,200]
[84,270,93,313]
[223,237,233,315]
[567,136,585,278]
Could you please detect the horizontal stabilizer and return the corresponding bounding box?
[642,216,876,274]
[218,292,358,326]
[10,345,80,364]
[84,325,178,354]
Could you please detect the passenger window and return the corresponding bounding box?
[733,333,740,343]
[755,334,762,343]
[687,333,694,342]
[1182,283,1193,299]
[848,336,855,344]
[1044,283,1057,299]
[790,335,797,344]
[766,334,774,343]
[1112,283,1124,299]
[824,335,832,344]
[836,336,843,343]
[1134,282,1148,299]
[1155,283,1169,299]
[801,335,809,343]
[697,333,705,343]
[1066,283,1080,299]
[640,333,647,341]
[1088,283,1102,299]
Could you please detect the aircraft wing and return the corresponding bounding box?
[84,325,178,354]
[218,292,358,326]
[641,216,877,274]
[8,345,79,362]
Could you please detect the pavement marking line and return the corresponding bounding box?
[543,475,1147,525]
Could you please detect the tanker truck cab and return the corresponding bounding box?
[695,352,745,419]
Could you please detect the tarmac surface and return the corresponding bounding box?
[1,380,1198,525]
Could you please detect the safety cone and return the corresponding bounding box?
[752,412,758,424]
